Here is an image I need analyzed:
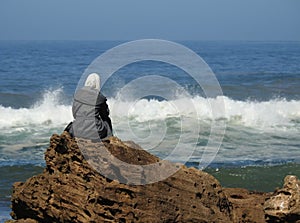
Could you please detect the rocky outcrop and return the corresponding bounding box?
[264,175,300,223]
[9,132,232,222]
[7,132,300,222]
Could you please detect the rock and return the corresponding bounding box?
[225,188,271,223]
[264,175,300,222]
[5,219,38,223]
[9,132,233,222]
[9,132,297,223]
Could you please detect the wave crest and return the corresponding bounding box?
[0,89,299,131]
[109,96,300,129]
[0,89,72,130]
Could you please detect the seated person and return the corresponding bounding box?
[66,73,113,141]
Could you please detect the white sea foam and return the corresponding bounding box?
[0,89,72,130]
[109,96,300,129]
[0,89,299,131]
[0,89,299,166]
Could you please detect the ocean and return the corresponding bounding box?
[0,40,299,221]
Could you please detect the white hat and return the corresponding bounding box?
[84,73,100,91]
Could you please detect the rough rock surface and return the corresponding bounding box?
[9,132,232,222]
[264,175,300,223]
[224,188,271,223]
[7,132,300,223]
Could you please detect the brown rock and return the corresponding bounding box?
[9,132,297,223]
[9,132,233,222]
[264,175,300,222]
[225,188,271,223]
[5,219,38,223]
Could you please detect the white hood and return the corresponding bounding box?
[84,73,100,91]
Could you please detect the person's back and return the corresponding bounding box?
[69,73,113,141]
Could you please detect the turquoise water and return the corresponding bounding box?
[206,163,300,192]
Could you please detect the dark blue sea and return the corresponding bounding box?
[0,40,300,221]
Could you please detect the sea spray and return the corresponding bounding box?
[109,96,300,129]
[2,90,299,135]
[0,88,72,130]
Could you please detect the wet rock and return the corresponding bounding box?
[264,175,300,222]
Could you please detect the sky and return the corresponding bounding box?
[0,0,299,41]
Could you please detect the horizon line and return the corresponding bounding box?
[0,39,299,42]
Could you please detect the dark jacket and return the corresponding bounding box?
[70,86,113,141]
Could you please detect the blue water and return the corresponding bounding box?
[0,40,300,221]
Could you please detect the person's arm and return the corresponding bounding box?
[98,101,110,119]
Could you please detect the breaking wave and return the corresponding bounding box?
[0,88,299,131]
